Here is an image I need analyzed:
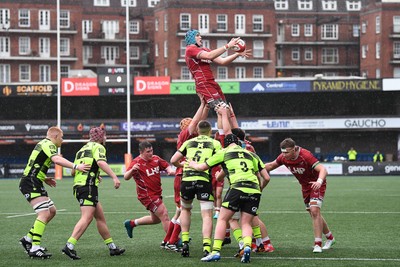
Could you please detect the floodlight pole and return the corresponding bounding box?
[57,0,61,130]
[55,0,62,179]
[126,2,132,156]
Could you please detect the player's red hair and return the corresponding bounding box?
[180,117,192,131]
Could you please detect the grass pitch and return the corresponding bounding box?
[1,176,399,267]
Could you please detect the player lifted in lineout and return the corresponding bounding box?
[184,29,251,110]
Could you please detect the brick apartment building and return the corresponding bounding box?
[0,0,400,84]
[359,0,400,78]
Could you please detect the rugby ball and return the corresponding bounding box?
[232,39,246,53]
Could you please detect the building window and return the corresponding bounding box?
[322,48,338,64]
[375,16,380,34]
[274,0,288,10]
[155,18,159,31]
[376,42,380,59]
[394,16,400,33]
[130,46,139,59]
[304,47,313,60]
[346,1,361,11]
[217,67,228,79]
[322,1,337,10]
[252,15,263,32]
[19,37,30,55]
[394,68,400,77]
[39,10,50,30]
[94,0,110,6]
[164,40,167,58]
[393,42,400,59]
[216,14,227,31]
[181,67,191,80]
[164,14,168,31]
[60,10,70,28]
[19,64,30,82]
[292,48,300,61]
[39,65,51,82]
[353,24,359,37]
[130,20,139,34]
[361,22,366,34]
[362,45,368,59]
[253,40,264,58]
[376,69,380,78]
[199,14,209,33]
[180,40,186,57]
[202,40,210,49]
[148,0,160,7]
[253,67,264,79]
[304,24,313,37]
[121,0,137,6]
[19,9,30,27]
[82,46,92,64]
[217,40,228,57]
[298,0,313,10]
[0,9,10,29]
[235,67,246,79]
[155,43,159,57]
[101,46,119,64]
[0,37,10,57]
[291,24,300,37]
[60,65,70,78]
[0,64,10,83]
[321,24,338,40]
[102,20,119,39]
[39,38,50,56]
[82,20,93,39]
[323,72,338,77]
[60,38,70,56]
[180,13,191,31]
[235,14,245,34]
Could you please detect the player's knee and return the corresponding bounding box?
[207,99,228,110]
[33,200,50,214]
[309,198,323,209]
[231,212,241,221]
[180,200,193,210]
[200,201,213,211]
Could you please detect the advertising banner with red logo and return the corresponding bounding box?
[62,78,99,96]
[134,76,170,95]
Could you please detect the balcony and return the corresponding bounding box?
[389,26,400,38]
[175,24,272,38]
[83,32,150,43]
[1,50,78,62]
[0,23,78,34]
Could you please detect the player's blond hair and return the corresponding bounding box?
[47,126,62,138]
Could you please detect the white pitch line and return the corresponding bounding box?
[4,210,400,218]
[232,256,400,262]
[263,211,400,214]
[6,209,66,218]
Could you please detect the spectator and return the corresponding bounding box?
[373,151,383,162]
[347,147,357,161]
